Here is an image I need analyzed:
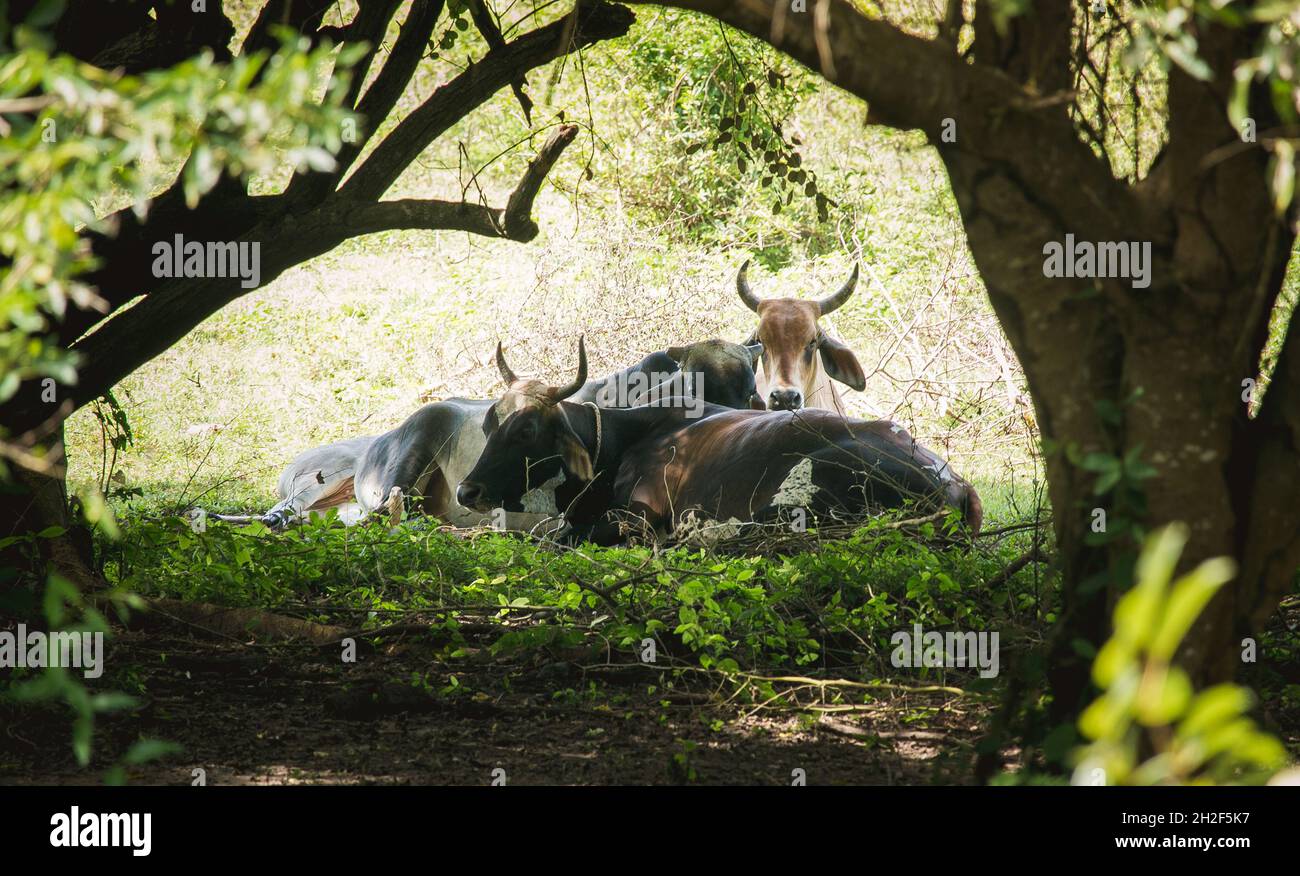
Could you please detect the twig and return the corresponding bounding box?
[985,545,1046,589]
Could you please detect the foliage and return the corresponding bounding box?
[0,524,174,777]
[102,510,1046,681]
[599,10,831,249]
[0,9,359,421]
[1071,524,1289,785]
[1129,0,1299,212]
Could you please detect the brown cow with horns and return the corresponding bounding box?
[738,260,867,414]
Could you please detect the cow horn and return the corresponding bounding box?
[736,260,762,313]
[551,336,588,402]
[495,341,518,387]
[816,264,860,315]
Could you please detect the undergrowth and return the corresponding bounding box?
[103,510,1052,683]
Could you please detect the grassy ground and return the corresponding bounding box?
[5,513,1050,784]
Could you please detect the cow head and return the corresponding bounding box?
[664,338,764,410]
[737,260,866,411]
[459,338,592,513]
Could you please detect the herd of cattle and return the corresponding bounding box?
[253,263,983,543]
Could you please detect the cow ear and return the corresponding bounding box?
[745,342,764,368]
[818,335,866,391]
[665,345,688,363]
[482,406,500,437]
[558,423,594,481]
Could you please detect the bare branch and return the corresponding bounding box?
[348,124,579,239]
[468,0,535,123]
[338,0,408,111]
[64,124,581,408]
[283,0,443,205]
[342,1,634,203]
[243,0,333,56]
[503,123,579,237]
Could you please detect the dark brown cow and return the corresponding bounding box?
[457,348,982,542]
[737,260,867,413]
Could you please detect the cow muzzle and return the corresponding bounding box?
[767,388,804,411]
[456,481,489,512]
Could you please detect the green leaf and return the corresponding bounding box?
[25,0,67,28]
[1135,665,1192,726]
[1269,140,1295,216]
[1091,636,1134,688]
[123,738,184,766]
[1164,39,1213,81]
[1149,557,1235,661]
[1177,684,1252,738]
[90,692,140,713]
[1134,523,1187,600]
[1093,468,1121,495]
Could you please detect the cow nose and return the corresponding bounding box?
[768,389,803,410]
[456,481,483,509]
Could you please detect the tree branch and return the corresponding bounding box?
[503,123,579,237]
[468,0,534,123]
[349,123,579,240]
[242,0,333,56]
[1,4,633,438]
[62,125,580,409]
[338,0,408,111]
[283,0,444,205]
[49,0,234,74]
[342,0,634,202]
[348,0,447,167]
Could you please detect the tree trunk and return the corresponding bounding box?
[0,428,102,622]
[948,132,1294,705]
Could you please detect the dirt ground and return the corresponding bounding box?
[1,617,999,786]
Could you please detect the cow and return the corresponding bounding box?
[263,435,378,527]
[737,260,867,414]
[574,338,763,412]
[456,345,983,544]
[259,339,762,529]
